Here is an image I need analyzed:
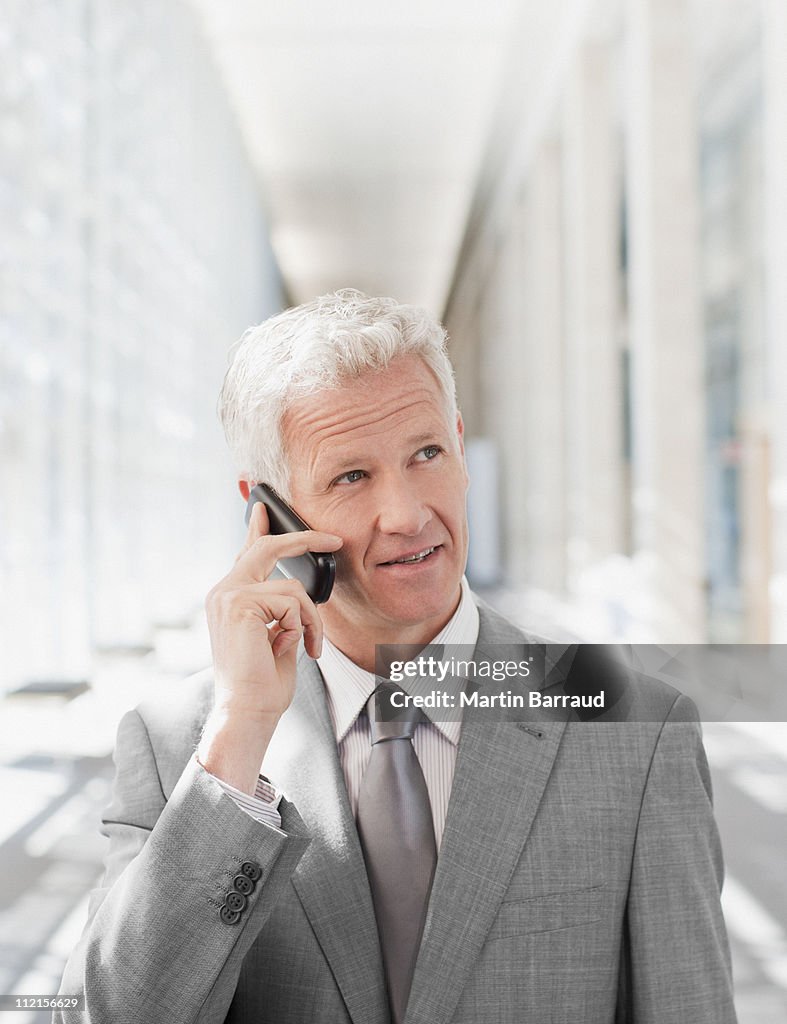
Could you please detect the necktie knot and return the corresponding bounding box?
[366,681,425,744]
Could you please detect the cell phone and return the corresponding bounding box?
[244,483,336,604]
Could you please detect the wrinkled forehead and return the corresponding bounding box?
[281,355,456,470]
[285,355,451,435]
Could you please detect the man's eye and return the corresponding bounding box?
[415,445,442,461]
[335,469,366,485]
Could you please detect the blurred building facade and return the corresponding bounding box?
[1,0,785,700]
[446,0,782,645]
[0,0,283,692]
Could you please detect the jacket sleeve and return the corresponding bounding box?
[622,695,738,1023]
[54,708,310,1024]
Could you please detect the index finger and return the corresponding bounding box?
[237,529,343,583]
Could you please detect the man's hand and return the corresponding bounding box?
[197,501,343,793]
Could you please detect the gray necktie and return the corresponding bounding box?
[356,681,438,1024]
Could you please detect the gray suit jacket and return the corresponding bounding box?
[56,598,737,1023]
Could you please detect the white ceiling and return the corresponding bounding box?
[185,0,759,315]
[186,0,533,313]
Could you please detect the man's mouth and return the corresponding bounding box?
[380,545,439,566]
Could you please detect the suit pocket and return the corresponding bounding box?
[486,884,604,940]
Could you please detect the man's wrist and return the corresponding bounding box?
[197,705,280,795]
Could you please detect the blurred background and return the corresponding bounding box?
[0,0,785,1020]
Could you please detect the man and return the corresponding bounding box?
[56,290,737,1023]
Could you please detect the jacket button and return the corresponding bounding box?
[226,890,248,913]
[233,874,254,896]
[240,861,262,882]
[220,904,241,925]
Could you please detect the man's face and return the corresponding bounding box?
[282,354,469,642]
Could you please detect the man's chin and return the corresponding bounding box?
[366,586,462,635]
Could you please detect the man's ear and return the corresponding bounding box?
[238,479,252,501]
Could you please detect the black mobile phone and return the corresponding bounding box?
[244,483,336,604]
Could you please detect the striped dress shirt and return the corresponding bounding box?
[208,577,480,848]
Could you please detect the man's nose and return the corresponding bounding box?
[375,477,431,536]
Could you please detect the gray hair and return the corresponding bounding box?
[218,288,458,498]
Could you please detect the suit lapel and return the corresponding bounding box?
[405,606,567,1024]
[262,654,389,1024]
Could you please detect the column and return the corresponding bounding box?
[762,0,787,641]
[562,39,623,585]
[479,207,528,583]
[521,138,567,593]
[625,0,706,640]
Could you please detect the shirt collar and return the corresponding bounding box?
[318,576,479,747]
